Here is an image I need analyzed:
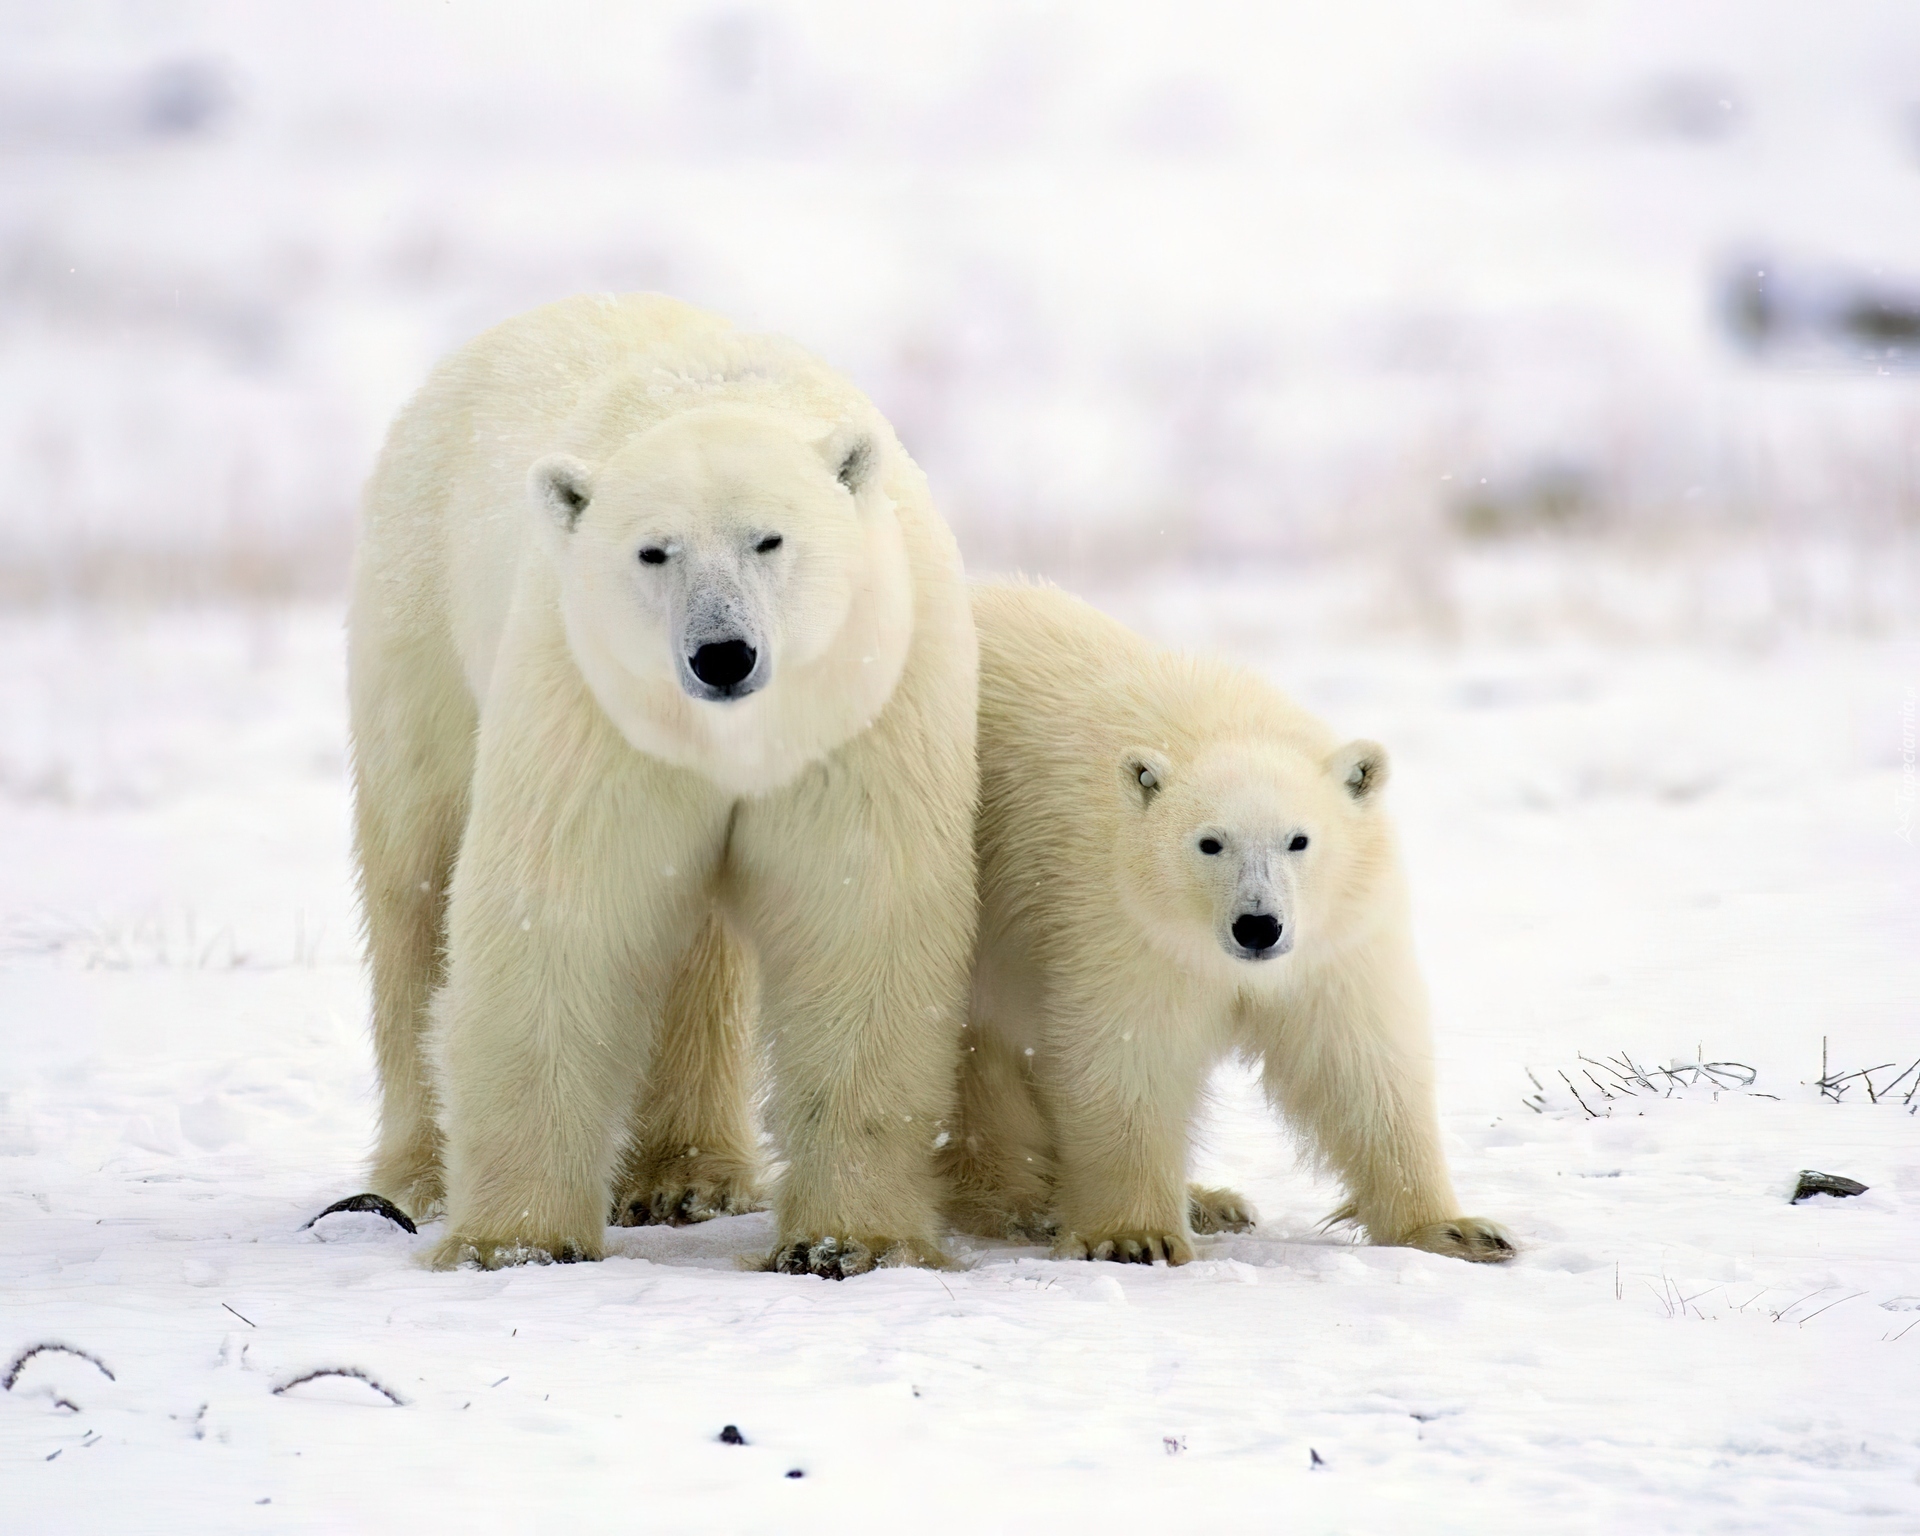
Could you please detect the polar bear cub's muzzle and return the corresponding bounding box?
[1218,842,1295,962]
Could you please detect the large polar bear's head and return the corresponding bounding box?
[1114,737,1393,984]
[527,402,914,795]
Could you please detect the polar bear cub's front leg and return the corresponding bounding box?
[1256,927,1515,1264]
[1003,959,1229,1266]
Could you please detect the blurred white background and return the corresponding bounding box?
[4,0,1920,636]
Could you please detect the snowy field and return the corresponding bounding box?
[2,584,1915,1533]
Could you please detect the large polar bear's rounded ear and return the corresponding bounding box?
[1329,739,1390,803]
[815,424,878,495]
[1121,747,1172,807]
[528,454,595,534]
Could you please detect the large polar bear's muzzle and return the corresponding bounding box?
[675,580,771,703]
[1229,911,1287,958]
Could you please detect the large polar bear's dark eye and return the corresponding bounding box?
[638,547,668,565]
[1289,834,1309,851]
[1198,837,1222,855]
[756,535,783,554]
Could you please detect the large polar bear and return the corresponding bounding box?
[943,583,1513,1266]
[348,294,978,1273]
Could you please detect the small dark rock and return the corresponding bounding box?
[786,1469,804,1479]
[718,1425,746,1446]
[1791,1170,1868,1203]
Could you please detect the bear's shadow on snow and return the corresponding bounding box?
[604,1211,780,1269]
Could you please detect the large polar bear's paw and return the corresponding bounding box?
[1054,1229,1195,1266]
[767,1234,950,1280]
[1401,1217,1517,1264]
[1187,1184,1258,1235]
[614,1150,765,1228]
[427,1233,603,1271]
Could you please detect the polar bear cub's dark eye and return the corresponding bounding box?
[1289,834,1309,851]
[1198,837,1223,855]
[756,535,783,554]
[638,547,668,565]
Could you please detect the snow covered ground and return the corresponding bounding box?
[3,586,1916,1532]
[4,3,1919,1528]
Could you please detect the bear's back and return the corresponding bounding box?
[972,582,1331,774]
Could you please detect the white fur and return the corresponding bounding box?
[943,582,1514,1266]
[349,294,977,1272]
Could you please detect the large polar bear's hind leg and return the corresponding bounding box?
[941,1021,1059,1240]
[733,675,977,1278]
[613,911,767,1227]
[347,513,476,1223]
[1254,933,1515,1264]
[427,602,734,1269]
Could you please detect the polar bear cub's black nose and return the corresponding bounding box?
[1232,913,1282,953]
[689,639,758,692]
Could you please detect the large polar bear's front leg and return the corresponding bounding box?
[1253,934,1515,1263]
[348,603,476,1222]
[732,708,976,1277]
[428,630,732,1269]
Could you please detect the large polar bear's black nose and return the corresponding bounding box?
[1232,913,1283,954]
[689,640,758,693]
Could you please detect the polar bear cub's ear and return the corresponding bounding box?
[528,454,595,535]
[1121,747,1172,807]
[1328,739,1390,803]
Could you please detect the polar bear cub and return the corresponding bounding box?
[944,582,1513,1266]
[348,294,977,1273]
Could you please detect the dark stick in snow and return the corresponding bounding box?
[4,1344,115,1391]
[271,1367,406,1405]
[302,1193,418,1234]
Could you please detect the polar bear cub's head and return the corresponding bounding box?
[527,402,914,794]
[1116,737,1391,981]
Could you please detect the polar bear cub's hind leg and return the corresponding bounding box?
[1187,1184,1257,1235]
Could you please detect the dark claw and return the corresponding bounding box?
[304,1193,417,1235]
[1443,1225,1464,1243]
[1489,1234,1514,1252]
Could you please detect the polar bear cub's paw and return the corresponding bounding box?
[615,1150,765,1228]
[427,1232,603,1271]
[767,1234,950,1280]
[1054,1229,1196,1266]
[1187,1184,1258,1235]
[1402,1217,1517,1264]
